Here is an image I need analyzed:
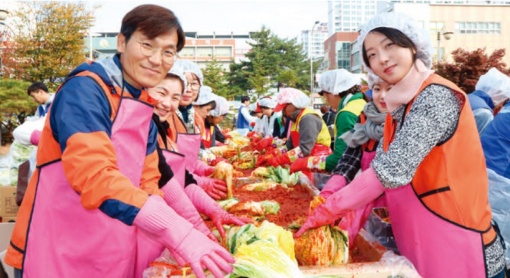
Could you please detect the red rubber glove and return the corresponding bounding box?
[254,137,274,151]
[194,175,228,200]
[319,175,347,199]
[267,153,291,167]
[256,153,273,167]
[290,157,308,173]
[295,168,385,238]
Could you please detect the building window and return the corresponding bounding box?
[180,47,195,57]
[455,21,501,34]
[215,47,232,57]
[196,47,213,57]
[429,21,444,32]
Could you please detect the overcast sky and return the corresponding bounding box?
[91,0,328,39]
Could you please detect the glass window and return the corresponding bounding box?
[180,47,195,57]
[196,47,213,57]
[215,47,232,57]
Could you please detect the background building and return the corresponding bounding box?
[328,0,377,36]
[84,32,118,60]
[321,1,510,73]
[180,32,253,71]
[301,22,328,60]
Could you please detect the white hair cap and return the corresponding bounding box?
[476,68,510,106]
[358,12,433,74]
[166,71,187,95]
[258,97,276,108]
[193,86,217,106]
[170,59,204,85]
[367,72,383,88]
[274,88,310,112]
[319,69,361,94]
[209,96,229,117]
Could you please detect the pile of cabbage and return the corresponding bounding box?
[225,221,302,278]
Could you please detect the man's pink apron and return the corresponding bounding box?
[134,148,187,277]
[385,184,486,278]
[23,96,153,277]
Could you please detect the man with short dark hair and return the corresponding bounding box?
[235,95,256,135]
[6,4,233,278]
[27,82,54,117]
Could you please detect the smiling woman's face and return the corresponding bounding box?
[371,80,391,113]
[148,77,183,121]
[180,72,200,106]
[363,31,415,85]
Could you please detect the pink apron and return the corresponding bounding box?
[385,184,486,278]
[162,149,186,187]
[23,96,153,277]
[175,133,201,173]
[134,148,187,277]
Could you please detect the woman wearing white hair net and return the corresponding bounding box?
[256,96,281,138]
[168,59,204,136]
[256,88,332,169]
[203,95,230,148]
[167,64,229,201]
[481,90,510,274]
[468,67,510,134]
[308,72,392,246]
[290,69,366,173]
[296,12,506,278]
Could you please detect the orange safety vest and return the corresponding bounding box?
[166,113,187,143]
[382,74,495,245]
[6,70,159,269]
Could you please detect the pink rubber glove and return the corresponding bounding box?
[319,175,347,199]
[194,160,215,176]
[295,167,385,238]
[162,178,216,241]
[185,184,252,239]
[133,195,234,278]
[338,201,375,247]
[30,130,42,146]
[193,174,228,200]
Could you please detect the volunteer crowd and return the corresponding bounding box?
[4,3,510,278]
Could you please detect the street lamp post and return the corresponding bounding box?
[309,20,319,94]
[436,28,454,61]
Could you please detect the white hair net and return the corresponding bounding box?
[166,71,187,95]
[367,72,383,88]
[209,96,229,117]
[258,97,276,108]
[358,12,433,73]
[275,88,310,111]
[193,86,217,106]
[319,69,361,94]
[170,59,204,85]
[476,68,510,106]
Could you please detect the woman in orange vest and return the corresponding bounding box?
[296,12,506,278]
[313,72,390,246]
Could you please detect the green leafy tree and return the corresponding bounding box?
[2,1,94,90]
[227,61,251,100]
[202,58,231,98]
[434,48,510,93]
[0,79,36,144]
[227,27,312,98]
